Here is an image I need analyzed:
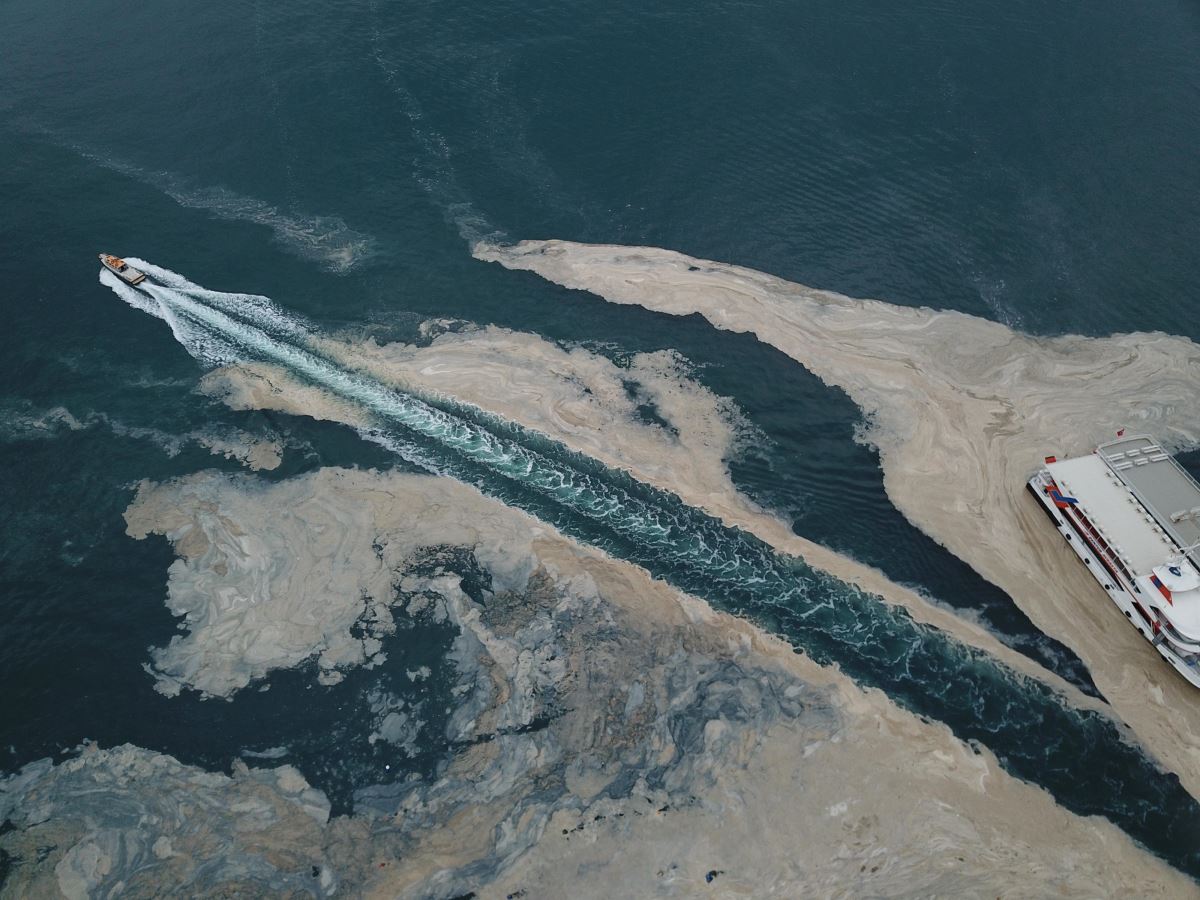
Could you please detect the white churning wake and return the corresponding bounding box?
[101,261,727,560]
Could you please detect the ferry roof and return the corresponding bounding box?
[1097,435,1200,556]
[1045,454,1178,576]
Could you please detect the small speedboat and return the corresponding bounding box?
[99,253,147,286]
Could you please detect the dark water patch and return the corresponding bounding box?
[156,602,460,817]
[0,840,10,894]
[0,469,461,818]
[619,377,677,437]
[0,414,421,793]
[250,411,424,482]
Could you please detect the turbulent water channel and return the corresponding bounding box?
[104,260,1200,877]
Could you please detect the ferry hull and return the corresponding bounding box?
[1027,474,1200,688]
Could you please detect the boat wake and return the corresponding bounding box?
[53,133,379,272]
[366,1,506,248]
[99,259,1200,877]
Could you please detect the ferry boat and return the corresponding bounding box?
[98,253,147,286]
[1029,434,1200,687]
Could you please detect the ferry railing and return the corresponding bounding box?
[1034,467,1139,590]
[1065,504,1138,591]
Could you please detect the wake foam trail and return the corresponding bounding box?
[127,259,313,341]
[52,133,378,273]
[102,270,241,367]
[366,1,506,249]
[101,262,1200,879]
[99,270,164,321]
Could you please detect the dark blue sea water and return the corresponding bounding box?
[3,0,1200,879]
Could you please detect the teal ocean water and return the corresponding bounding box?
[3,0,1200,879]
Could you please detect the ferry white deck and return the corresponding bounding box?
[1045,455,1177,577]
[1097,436,1200,558]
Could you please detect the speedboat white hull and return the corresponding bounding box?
[98,253,146,286]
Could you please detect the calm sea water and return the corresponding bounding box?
[3,0,1200,876]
